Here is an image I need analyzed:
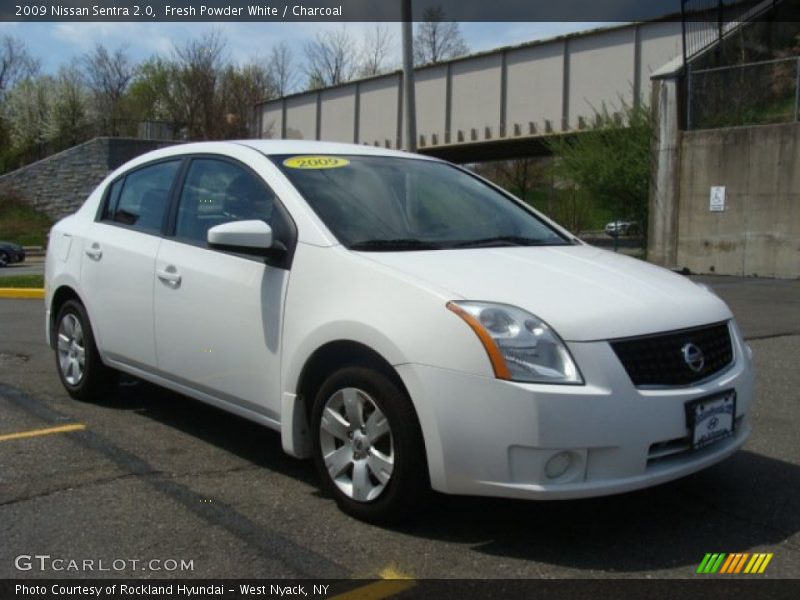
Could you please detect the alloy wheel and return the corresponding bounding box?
[319,387,394,502]
[57,313,86,386]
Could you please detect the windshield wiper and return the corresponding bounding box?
[348,238,444,251]
[452,236,564,248]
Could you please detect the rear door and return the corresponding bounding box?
[80,159,182,369]
[153,155,291,420]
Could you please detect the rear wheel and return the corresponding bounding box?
[0,251,8,267]
[54,300,117,401]
[311,366,430,523]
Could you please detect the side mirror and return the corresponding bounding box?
[207,220,277,256]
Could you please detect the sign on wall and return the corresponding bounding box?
[710,186,726,212]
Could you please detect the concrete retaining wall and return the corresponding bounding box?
[0,138,176,220]
[676,123,800,278]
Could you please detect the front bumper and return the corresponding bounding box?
[397,326,754,500]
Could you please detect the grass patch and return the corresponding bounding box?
[0,273,44,288]
[0,195,53,247]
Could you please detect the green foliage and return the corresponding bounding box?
[0,195,53,246]
[127,57,178,123]
[1,33,278,175]
[546,101,652,239]
[472,158,612,235]
[0,274,44,288]
[525,186,614,233]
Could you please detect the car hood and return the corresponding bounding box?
[356,244,732,342]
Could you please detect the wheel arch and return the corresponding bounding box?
[48,285,84,348]
[281,339,427,467]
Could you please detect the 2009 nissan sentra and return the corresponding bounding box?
[45,141,754,522]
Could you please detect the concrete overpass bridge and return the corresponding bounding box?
[255,21,683,162]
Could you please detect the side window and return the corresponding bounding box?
[175,158,274,244]
[104,160,180,234]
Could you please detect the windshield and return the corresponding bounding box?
[272,154,570,250]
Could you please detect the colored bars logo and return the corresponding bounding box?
[697,553,773,574]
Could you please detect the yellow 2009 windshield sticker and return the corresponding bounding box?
[283,156,350,169]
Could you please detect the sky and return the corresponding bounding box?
[0,21,605,92]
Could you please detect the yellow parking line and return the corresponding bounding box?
[329,567,416,600]
[378,566,413,580]
[0,288,45,299]
[0,423,86,442]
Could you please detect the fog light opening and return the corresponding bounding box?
[545,451,573,479]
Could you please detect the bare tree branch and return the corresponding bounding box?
[359,24,395,77]
[0,35,40,96]
[304,28,357,89]
[82,44,134,135]
[172,29,227,139]
[268,41,295,97]
[413,7,469,66]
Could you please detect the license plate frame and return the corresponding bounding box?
[685,390,737,450]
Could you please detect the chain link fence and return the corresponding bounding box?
[687,56,800,129]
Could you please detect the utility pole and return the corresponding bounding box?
[401,0,417,152]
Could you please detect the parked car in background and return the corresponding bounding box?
[0,241,25,267]
[45,141,754,523]
[605,220,640,237]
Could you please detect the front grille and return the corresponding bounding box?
[611,321,733,387]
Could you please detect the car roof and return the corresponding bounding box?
[105,140,443,185]
[235,139,434,160]
[119,140,442,172]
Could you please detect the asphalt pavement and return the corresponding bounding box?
[0,276,798,580]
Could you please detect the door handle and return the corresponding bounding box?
[156,266,182,286]
[85,243,102,260]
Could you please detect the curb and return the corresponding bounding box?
[0,288,44,299]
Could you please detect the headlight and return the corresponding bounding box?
[447,301,583,384]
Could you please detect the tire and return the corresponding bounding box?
[311,366,430,523]
[54,300,118,401]
[0,251,8,267]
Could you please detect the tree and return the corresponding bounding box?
[413,7,468,65]
[82,44,134,136]
[172,30,227,139]
[268,41,295,97]
[0,35,39,96]
[4,75,53,162]
[130,33,274,141]
[127,57,177,124]
[359,24,395,77]
[219,61,275,138]
[304,28,357,88]
[546,101,653,242]
[48,62,90,147]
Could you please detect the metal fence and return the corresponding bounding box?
[681,0,779,65]
[687,56,800,129]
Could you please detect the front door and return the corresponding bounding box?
[153,157,288,420]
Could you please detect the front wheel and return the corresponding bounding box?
[54,300,117,401]
[311,366,430,523]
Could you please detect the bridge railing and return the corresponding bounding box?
[687,56,800,129]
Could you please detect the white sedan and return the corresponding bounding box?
[45,141,754,522]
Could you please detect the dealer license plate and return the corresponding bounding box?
[685,390,736,450]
